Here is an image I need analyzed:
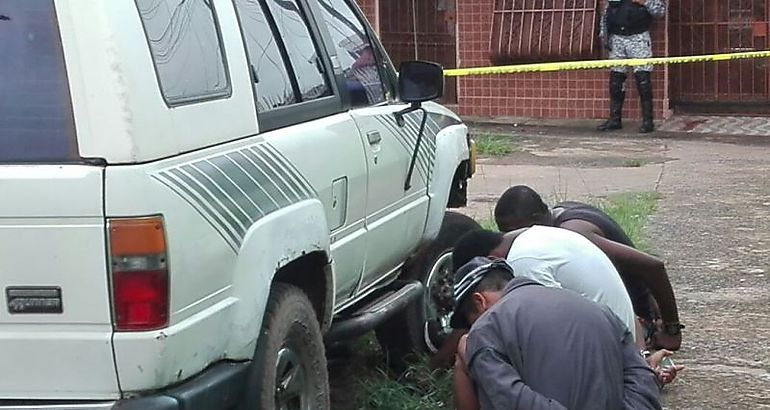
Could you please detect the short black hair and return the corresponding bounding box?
[455,268,512,324]
[453,230,504,271]
[494,185,550,229]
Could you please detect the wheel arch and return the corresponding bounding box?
[225,199,334,359]
[273,250,333,332]
[424,121,470,242]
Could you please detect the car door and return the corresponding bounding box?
[232,0,369,304]
[314,0,433,290]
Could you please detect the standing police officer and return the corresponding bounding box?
[597,0,666,134]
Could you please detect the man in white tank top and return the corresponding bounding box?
[498,225,637,340]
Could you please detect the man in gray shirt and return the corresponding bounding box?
[452,257,662,410]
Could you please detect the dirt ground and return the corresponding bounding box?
[465,125,770,409]
[330,125,770,409]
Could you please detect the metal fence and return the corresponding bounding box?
[490,0,599,64]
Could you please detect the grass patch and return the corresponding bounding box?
[475,134,519,156]
[356,357,453,410]
[333,335,453,410]
[478,217,498,231]
[594,191,660,251]
[622,158,650,168]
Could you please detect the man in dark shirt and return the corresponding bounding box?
[494,185,683,351]
[451,257,662,410]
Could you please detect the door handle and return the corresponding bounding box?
[367,131,382,145]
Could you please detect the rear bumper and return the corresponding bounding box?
[0,361,250,410]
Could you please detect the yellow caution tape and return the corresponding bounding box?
[444,50,770,77]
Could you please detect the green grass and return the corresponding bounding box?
[356,357,453,410]
[474,134,519,156]
[593,191,660,251]
[478,217,498,231]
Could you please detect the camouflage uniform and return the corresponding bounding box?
[600,0,666,72]
[597,0,666,133]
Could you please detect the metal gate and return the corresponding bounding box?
[670,0,770,105]
[379,0,458,104]
[490,0,599,64]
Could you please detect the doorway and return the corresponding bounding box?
[670,0,770,113]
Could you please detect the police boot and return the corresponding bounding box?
[635,71,654,134]
[597,71,627,131]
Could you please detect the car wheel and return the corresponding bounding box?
[242,283,329,410]
[376,211,481,365]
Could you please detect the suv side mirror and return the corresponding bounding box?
[398,61,444,104]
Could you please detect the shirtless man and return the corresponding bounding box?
[493,185,683,351]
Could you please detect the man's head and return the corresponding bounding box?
[452,230,508,270]
[494,185,553,232]
[450,257,515,329]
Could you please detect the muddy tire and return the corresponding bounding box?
[242,283,329,410]
[376,211,480,365]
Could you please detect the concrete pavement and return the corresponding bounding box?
[463,126,770,408]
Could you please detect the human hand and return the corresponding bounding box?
[430,329,467,370]
[657,364,683,385]
[647,350,685,386]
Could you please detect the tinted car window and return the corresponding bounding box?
[318,0,385,106]
[262,0,331,102]
[0,0,78,163]
[136,0,230,104]
[233,0,297,111]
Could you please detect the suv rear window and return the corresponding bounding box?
[0,0,79,163]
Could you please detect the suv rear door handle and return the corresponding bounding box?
[367,131,382,145]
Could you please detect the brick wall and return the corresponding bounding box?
[378,0,458,103]
[456,0,669,120]
[357,0,378,32]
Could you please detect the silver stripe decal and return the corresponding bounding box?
[403,115,433,170]
[375,116,411,152]
[382,114,426,174]
[165,168,242,248]
[235,150,288,208]
[183,163,249,236]
[257,144,313,200]
[263,143,316,197]
[398,115,432,180]
[211,155,268,216]
[248,147,303,202]
[155,141,316,248]
[198,159,261,224]
[224,152,279,213]
[154,172,240,250]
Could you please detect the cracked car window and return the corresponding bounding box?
[136,0,230,104]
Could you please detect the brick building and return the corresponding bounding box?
[359,0,770,120]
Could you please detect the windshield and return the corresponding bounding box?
[0,0,78,163]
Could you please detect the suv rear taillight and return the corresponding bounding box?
[108,216,169,331]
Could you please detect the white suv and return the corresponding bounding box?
[0,0,476,409]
